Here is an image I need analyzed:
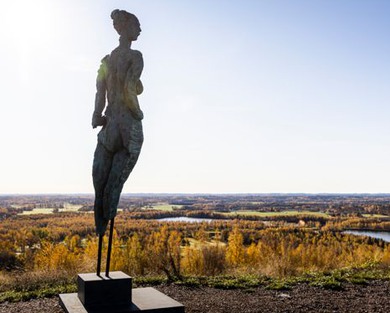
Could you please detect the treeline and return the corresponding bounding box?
[94,209,331,227]
[3,226,390,279]
[3,194,390,217]
[1,213,390,280]
[323,218,390,231]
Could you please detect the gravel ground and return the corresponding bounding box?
[1,281,389,313]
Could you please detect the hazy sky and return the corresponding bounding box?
[0,0,389,194]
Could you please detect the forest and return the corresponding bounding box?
[1,194,390,302]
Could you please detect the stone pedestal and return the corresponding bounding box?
[59,271,185,313]
[77,272,132,311]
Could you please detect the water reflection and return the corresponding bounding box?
[344,230,390,243]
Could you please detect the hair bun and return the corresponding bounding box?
[110,9,140,36]
[111,9,120,20]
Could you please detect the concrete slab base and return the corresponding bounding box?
[59,287,185,313]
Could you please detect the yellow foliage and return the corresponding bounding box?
[34,241,81,273]
[226,225,245,267]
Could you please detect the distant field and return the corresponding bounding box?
[362,214,389,218]
[186,238,226,248]
[59,203,82,212]
[20,208,54,215]
[224,210,329,218]
[145,203,182,212]
[19,203,82,215]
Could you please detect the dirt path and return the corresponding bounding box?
[1,281,389,312]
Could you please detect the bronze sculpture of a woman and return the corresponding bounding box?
[92,9,144,276]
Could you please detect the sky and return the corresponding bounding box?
[0,0,389,194]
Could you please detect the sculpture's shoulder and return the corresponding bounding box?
[97,54,110,81]
[131,49,142,57]
[99,54,110,68]
[101,54,110,64]
[130,50,143,62]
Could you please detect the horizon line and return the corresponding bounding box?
[1,192,390,196]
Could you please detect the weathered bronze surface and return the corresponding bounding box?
[92,9,144,236]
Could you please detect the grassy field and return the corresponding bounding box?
[145,203,182,212]
[20,208,54,215]
[186,238,227,249]
[1,263,389,303]
[20,203,83,215]
[224,210,330,218]
[362,214,389,218]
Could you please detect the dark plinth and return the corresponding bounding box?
[77,271,132,311]
[59,287,185,313]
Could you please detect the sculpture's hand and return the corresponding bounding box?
[92,113,107,128]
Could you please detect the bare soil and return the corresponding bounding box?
[0,281,389,313]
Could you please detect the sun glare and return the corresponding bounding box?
[3,0,64,83]
[7,0,58,48]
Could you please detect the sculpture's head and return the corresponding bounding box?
[111,9,141,42]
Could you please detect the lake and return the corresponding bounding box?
[344,230,390,243]
[158,217,214,223]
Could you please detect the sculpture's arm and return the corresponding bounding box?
[92,56,108,128]
[130,50,144,86]
[124,51,144,120]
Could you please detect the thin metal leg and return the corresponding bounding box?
[97,234,103,276]
[105,218,115,277]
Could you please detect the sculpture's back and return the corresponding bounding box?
[92,9,144,237]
